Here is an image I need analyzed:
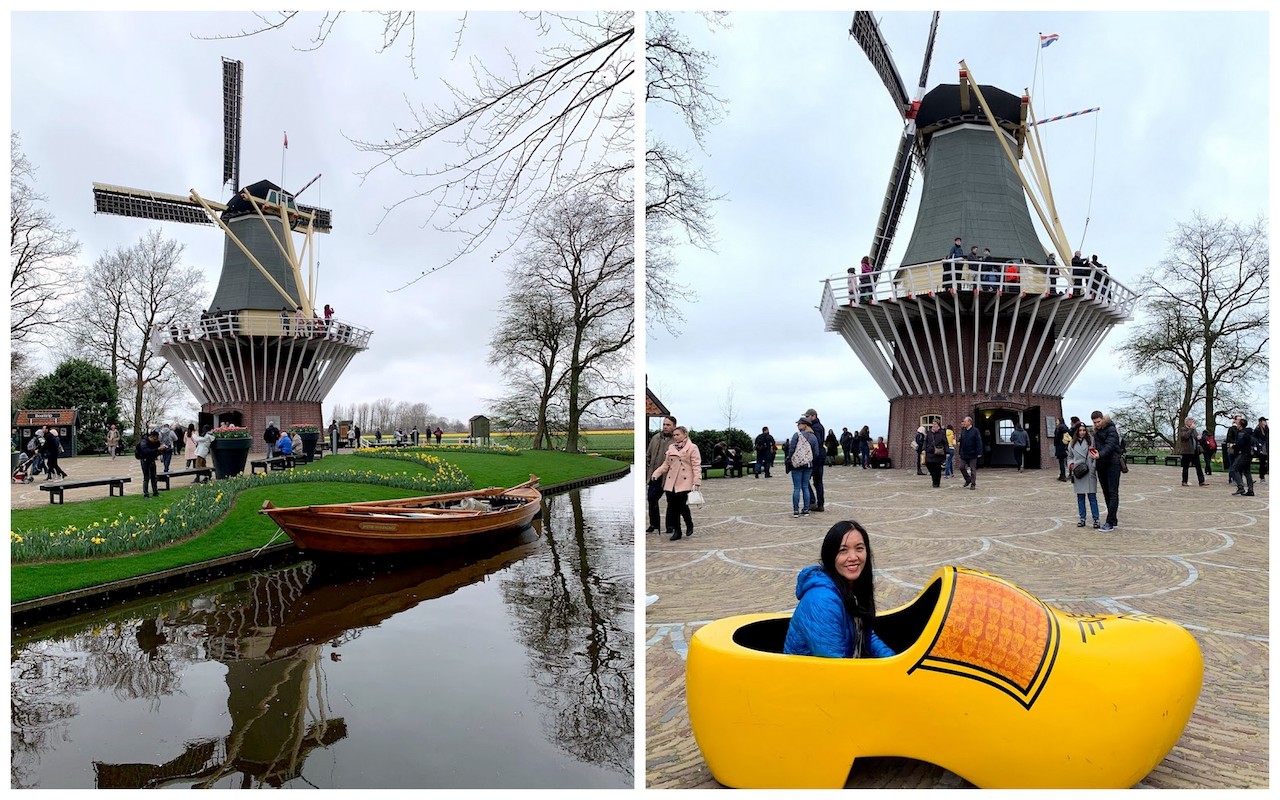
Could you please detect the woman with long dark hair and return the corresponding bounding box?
[783,521,895,658]
[1068,422,1100,529]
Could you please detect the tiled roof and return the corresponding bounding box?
[14,409,79,426]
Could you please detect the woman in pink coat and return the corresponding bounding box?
[651,425,702,541]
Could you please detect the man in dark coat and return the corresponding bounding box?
[958,416,983,489]
[1091,411,1123,531]
[263,422,280,455]
[754,426,776,478]
[839,427,855,466]
[41,427,68,480]
[1232,417,1256,496]
[646,416,676,530]
[1010,424,1030,472]
[1224,415,1241,484]
[1053,418,1072,481]
[137,429,166,498]
[1253,417,1268,483]
[805,409,827,512]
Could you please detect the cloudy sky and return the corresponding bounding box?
[10,10,627,426]
[645,10,1270,441]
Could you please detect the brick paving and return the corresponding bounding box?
[644,462,1269,789]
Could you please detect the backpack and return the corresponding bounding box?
[135,440,146,460]
[1204,434,1216,451]
[791,432,814,468]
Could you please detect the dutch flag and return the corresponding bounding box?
[1040,33,1060,48]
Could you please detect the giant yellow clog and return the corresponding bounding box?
[686,565,1202,788]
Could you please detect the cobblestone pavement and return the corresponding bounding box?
[644,463,1269,789]
[10,453,157,510]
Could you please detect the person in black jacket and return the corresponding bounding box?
[42,427,68,480]
[1090,411,1123,530]
[263,422,281,455]
[923,420,947,487]
[137,429,166,498]
[958,417,983,489]
[1053,418,1072,481]
[1254,417,1268,483]
[839,427,855,466]
[1232,417,1256,496]
[805,409,827,512]
[753,426,776,478]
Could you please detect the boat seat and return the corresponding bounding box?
[730,577,943,656]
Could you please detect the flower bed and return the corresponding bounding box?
[288,424,319,434]
[10,466,472,563]
[358,443,520,460]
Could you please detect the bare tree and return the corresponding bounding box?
[645,11,730,334]
[63,230,205,433]
[1117,213,1268,433]
[10,132,79,351]
[488,280,573,449]
[513,189,634,453]
[718,382,739,431]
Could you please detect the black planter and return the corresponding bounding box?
[298,432,320,462]
[211,437,252,479]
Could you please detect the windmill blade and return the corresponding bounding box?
[93,183,221,226]
[849,12,909,116]
[222,57,244,192]
[296,203,333,233]
[867,131,916,270]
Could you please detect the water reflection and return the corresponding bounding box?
[11,478,634,789]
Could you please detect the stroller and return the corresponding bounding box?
[13,450,44,484]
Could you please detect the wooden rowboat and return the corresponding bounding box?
[260,476,542,555]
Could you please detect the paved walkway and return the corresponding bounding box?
[645,462,1269,789]
[10,451,260,510]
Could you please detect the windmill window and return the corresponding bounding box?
[989,342,1005,362]
[920,414,941,428]
[997,419,1015,444]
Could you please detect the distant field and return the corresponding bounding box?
[444,430,635,451]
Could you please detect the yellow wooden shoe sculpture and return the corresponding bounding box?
[686,565,1203,789]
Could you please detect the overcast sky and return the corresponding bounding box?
[10,10,621,426]
[645,10,1270,440]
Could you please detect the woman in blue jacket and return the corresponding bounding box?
[783,521,895,658]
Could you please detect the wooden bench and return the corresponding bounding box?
[1125,453,1157,465]
[869,457,894,469]
[250,455,296,475]
[39,477,132,504]
[155,467,214,490]
[1164,455,1182,467]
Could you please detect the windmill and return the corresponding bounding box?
[92,57,371,442]
[822,12,1137,471]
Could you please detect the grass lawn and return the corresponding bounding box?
[11,449,628,604]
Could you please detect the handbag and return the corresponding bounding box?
[1072,462,1090,480]
[687,489,705,507]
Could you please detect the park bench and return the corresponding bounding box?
[39,476,132,505]
[869,457,894,469]
[250,455,296,475]
[1125,453,1157,465]
[155,467,214,490]
[1164,455,1182,467]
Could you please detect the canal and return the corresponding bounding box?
[11,476,634,789]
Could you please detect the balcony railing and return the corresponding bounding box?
[824,259,1139,318]
[154,310,373,349]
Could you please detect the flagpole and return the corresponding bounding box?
[281,131,288,189]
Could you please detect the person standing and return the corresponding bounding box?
[192,424,215,477]
[263,421,281,456]
[859,256,875,302]
[137,429,165,498]
[1067,423,1101,529]
[1223,415,1240,481]
[375,426,382,445]
[184,423,197,468]
[754,426,776,478]
[943,423,957,478]
[913,426,926,475]
[839,427,854,466]
[106,423,121,461]
[1253,417,1268,483]
[1176,417,1206,487]
[944,237,964,287]
[42,427,68,480]
[651,425,701,541]
[1053,418,1072,481]
[1010,423,1030,472]
[646,416,676,531]
[1199,427,1217,478]
[434,427,443,445]
[805,409,827,512]
[352,422,362,449]
[823,429,839,467]
[1231,417,1256,497]
[786,417,820,517]
[923,420,946,488]
[157,424,177,473]
[958,416,982,490]
[1090,410,1123,531]
[859,425,871,468]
